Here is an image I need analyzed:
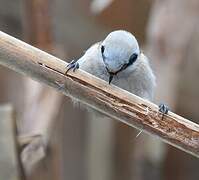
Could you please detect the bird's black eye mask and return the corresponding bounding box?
[101,45,138,84]
[101,45,105,54]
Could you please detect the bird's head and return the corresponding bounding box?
[101,30,140,84]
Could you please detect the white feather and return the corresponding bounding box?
[78,30,156,100]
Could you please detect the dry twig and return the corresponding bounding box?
[0,31,199,158]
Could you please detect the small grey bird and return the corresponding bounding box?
[67,30,156,100]
[66,30,168,121]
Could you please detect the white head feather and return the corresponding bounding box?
[101,30,140,73]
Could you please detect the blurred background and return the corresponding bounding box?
[0,0,199,180]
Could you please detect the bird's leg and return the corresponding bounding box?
[65,60,79,74]
[158,103,169,120]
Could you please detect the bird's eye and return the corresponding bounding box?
[129,53,138,65]
[101,45,105,54]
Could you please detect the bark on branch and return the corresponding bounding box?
[0,31,199,158]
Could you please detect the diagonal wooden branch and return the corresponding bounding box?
[0,31,199,158]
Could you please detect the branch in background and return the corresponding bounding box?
[0,31,199,158]
[20,0,64,176]
[0,105,21,180]
[18,134,46,175]
[22,0,53,50]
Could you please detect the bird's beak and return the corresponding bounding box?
[105,67,115,84]
[109,73,114,84]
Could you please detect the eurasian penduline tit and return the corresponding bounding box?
[66,30,168,135]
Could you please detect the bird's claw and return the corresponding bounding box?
[65,60,79,74]
[159,103,169,114]
[158,103,169,120]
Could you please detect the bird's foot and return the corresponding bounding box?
[159,103,169,114]
[65,60,79,74]
[158,103,169,120]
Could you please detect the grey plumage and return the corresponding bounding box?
[77,30,156,101]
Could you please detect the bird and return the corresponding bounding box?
[67,30,156,101]
[66,30,168,127]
